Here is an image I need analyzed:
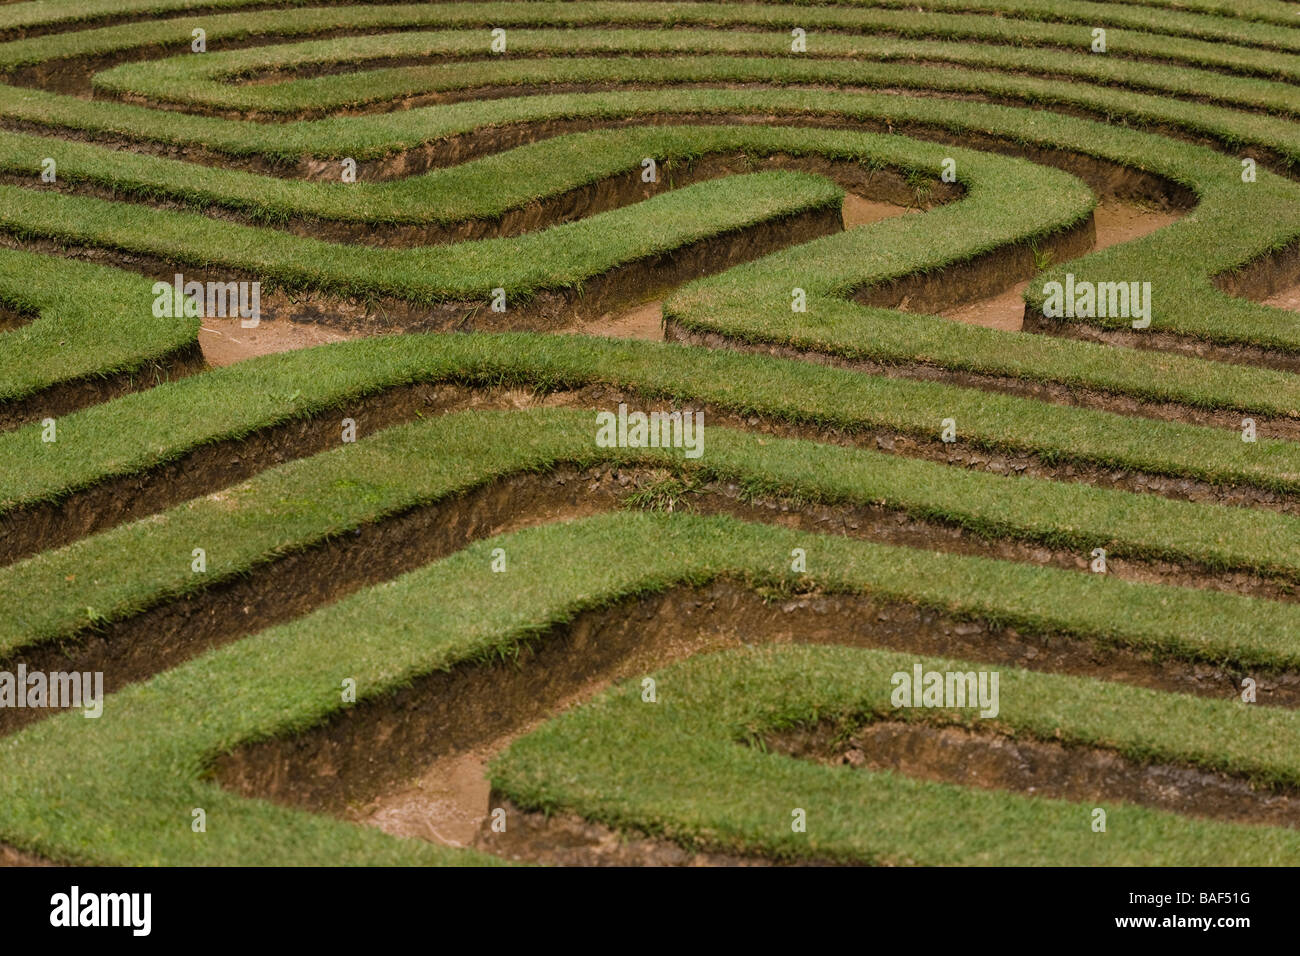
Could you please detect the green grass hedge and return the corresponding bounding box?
[8,406,1300,670]
[495,641,1300,865]
[12,334,1300,521]
[93,33,1300,115]
[4,512,1300,865]
[0,247,195,407]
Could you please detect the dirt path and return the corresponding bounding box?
[355,750,494,848]
[199,315,363,366]
[940,201,1182,330]
[842,194,916,229]
[0,843,53,867]
[1264,284,1300,313]
[572,298,666,341]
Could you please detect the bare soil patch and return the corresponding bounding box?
[0,842,54,867]
[1264,284,1300,313]
[199,315,362,367]
[574,298,665,341]
[841,194,916,229]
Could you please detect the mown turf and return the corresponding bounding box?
[9,406,1300,671]
[6,103,1300,418]
[6,2,1299,64]
[4,86,1299,355]
[0,169,842,305]
[0,247,195,405]
[93,32,1300,115]
[494,642,1300,865]
[3,512,1300,865]
[666,109,1300,364]
[6,4,1300,171]
[6,0,1300,870]
[6,38,1300,172]
[0,124,940,228]
[12,334,1300,524]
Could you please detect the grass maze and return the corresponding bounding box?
[2,0,1300,867]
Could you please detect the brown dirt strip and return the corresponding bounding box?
[213,579,1287,867]
[0,842,54,867]
[374,783,810,866]
[198,312,357,366]
[8,453,1300,738]
[1265,283,1300,312]
[840,194,918,229]
[571,297,665,342]
[470,797,816,866]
